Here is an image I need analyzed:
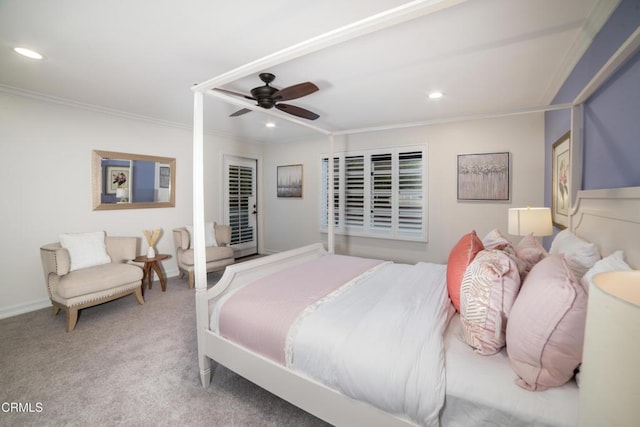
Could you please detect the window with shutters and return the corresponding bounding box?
[321,145,427,242]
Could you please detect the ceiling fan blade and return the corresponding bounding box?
[213,87,256,101]
[272,82,319,102]
[276,103,320,120]
[230,108,252,117]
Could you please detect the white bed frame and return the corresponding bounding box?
[195,186,640,426]
[187,2,640,424]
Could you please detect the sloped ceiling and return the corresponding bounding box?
[0,0,619,143]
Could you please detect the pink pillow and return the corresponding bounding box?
[459,249,521,355]
[482,228,526,277]
[481,228,512,250]
[447,231,484,312]
[515,234,548,277]
[506,255,587,391]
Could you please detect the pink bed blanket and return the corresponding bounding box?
[217,254,384,364]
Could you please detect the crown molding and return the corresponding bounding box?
[541,0,620,104]
[0,84,266,145]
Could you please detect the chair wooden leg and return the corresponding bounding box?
[134,287,145,305]
[188,271,195,289]
[66,307,78,333]
[52,306,61,316]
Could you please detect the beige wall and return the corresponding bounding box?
[0,89,544,318]
[262,113,545,264]
[0,91,262,318]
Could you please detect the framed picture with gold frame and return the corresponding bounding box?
[552,131,570,229]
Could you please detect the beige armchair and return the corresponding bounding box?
[173,224,235,288]
[40,236,144,332]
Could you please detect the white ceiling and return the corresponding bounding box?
[0,0,618,143]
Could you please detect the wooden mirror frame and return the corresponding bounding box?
[92,150,176,210]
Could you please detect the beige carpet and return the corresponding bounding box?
[0,273,330,426]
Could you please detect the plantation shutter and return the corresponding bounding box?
[320,145,426,242]
[228,164,254,245]
[370,153,393,230]
[321,157,340,228]
[398,151,423,233]
[344,155,364,227]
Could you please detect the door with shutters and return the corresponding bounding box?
[224,156,258,258]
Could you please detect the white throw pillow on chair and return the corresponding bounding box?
[186,222,218,248]
[59,231,111,271]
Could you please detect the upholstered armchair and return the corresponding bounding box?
[173,223,235,288]
[40,234,144,332]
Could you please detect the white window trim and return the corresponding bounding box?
[320,145,428,242]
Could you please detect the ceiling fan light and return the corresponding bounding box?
[13,47,45,60]
[428,91,443,100]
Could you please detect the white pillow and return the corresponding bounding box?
[186,222,218,248]
[580,250,631,293]
[59,231,111,272]
[549,230,600,279]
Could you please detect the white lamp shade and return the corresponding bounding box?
[580,270,640,426]
[507,207,552,236]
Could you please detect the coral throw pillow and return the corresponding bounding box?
[447,231,484,311]
[506,254,587,391]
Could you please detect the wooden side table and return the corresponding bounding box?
[133,254,170,296]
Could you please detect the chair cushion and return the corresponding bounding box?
[57,263,143,299]
[179,246,234,267]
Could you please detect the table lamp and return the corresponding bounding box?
[580,270,640,426]
[507,207,552,237]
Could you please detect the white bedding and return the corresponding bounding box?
[290,262,454,427]
[442,314,579,427]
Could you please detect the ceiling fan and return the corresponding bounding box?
[214,72,320,120]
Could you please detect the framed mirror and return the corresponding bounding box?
[92,150,176,210]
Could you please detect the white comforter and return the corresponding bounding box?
[289,262,453,427]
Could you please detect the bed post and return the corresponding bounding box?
[192,91,212,387]
[328,133,335,254]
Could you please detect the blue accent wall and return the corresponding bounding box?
[545,0,640,199]
[132,160,155,202]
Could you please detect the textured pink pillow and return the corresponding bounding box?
[447,231,484,312]
[515,233,548,277]
[483,228,527,276]
[506,255,587,391]
[481,228,512,250]
[459,249,521,355]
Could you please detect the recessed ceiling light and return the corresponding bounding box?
[428,91,443,100]
[13,47,45,60]
[265,122,276,128]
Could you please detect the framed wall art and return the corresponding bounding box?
[457,152,510,201]
[105,166,130,195]
[159,166,171,188]
[552,131,570,229]
[277,164,303,198]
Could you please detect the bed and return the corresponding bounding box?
[194,186,640,426]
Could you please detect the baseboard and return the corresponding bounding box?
[0,298,52,320]
[0,270,183,320]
